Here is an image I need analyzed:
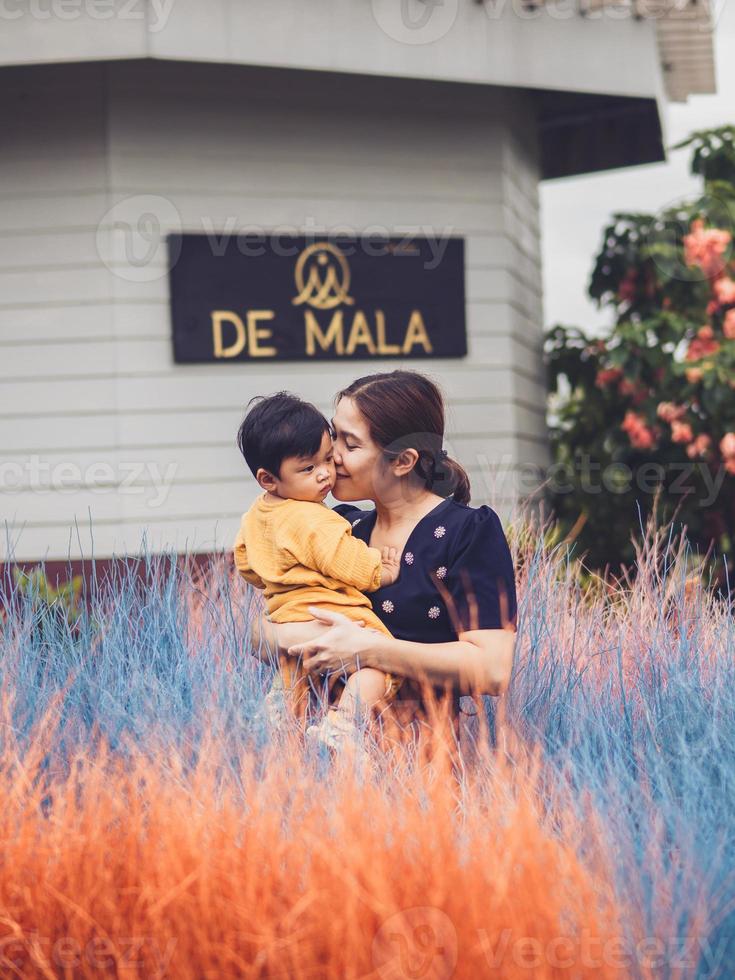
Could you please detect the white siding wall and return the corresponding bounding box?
[0,61,548,562]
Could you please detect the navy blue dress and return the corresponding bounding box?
[332,497,517,702]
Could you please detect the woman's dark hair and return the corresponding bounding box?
[236,391,330,479]
[335,370,471,505]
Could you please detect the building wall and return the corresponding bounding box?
[0,0,664,104]
[0,61,548,562]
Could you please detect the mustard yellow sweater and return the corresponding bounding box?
[233,492,392,635]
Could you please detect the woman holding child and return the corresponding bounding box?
[238,369,518,753]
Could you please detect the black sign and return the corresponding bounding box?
[168,234,466,363]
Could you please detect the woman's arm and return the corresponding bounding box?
[249,613,363,664]
[290,609,516,698]
[363,628,516,697]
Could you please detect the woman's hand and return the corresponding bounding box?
[265,619,335,657]
[288,607,379,676]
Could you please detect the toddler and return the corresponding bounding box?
[233,391,402,752]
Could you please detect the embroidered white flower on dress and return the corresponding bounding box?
[351,518,361,527]
[428,606,441,619]
[404,552,414,565]
[382,600,394,613]
[435,566,447,579]
[434,525,446,538]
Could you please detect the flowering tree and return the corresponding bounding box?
[545,127,735,586]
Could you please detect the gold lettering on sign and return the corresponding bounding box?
[293,242,354,310]
[403,311,433,354]
[212,310,277,358]
[345,311,376,355]
[305,310,344,355]
[212,310,246,358]
[247,310,277,357]
[374,309,400,355]
[304,309,433,356]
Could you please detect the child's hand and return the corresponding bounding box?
[379,546,400,586]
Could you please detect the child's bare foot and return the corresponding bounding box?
[305,710,375,770]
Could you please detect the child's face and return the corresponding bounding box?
[257,429,336,503]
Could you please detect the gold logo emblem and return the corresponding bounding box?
[292,241,354,310]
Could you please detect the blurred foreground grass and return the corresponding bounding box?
[0,502,733,978]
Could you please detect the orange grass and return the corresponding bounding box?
[0,687,655,980]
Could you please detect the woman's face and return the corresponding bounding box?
[330,397,386,502]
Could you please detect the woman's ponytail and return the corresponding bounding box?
[431,453,471,505]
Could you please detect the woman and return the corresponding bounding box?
[250,369,518,744]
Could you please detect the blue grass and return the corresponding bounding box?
[1,525,734,979]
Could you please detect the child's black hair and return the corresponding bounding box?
[236,391,331,480]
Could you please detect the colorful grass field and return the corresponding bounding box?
[0,506,733,978]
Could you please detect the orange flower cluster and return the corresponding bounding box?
[670,420,694,444]
[655,402,713,459]
[683,218,731,279]
[651,397,734,467]
[682,219,735,379]
[621,410,658,450]
[713,276,735,305]
[656,402,687,423]
[684,327,721,383]
[686,433,713,460]
[720,432,735,475]
[613,220,735,467]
